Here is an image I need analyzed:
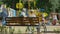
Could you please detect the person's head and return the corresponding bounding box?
[30,11,33,14]
[30,10,34,14]
[22,8,26,12]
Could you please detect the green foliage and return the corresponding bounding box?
[0,1,3,5]
[36,0,52,13]
[3,0,19,10]
[30,2,34,8]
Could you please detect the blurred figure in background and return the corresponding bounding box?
[1,4,8,25]
[52,12,58,25]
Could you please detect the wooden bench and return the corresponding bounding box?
[5,17,39,26]
[5,17,40,34]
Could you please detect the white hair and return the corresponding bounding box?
[23,8,26,12]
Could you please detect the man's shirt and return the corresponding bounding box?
[20,12,27,17]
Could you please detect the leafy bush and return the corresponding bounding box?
[0,1,3,5]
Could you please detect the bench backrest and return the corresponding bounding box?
[5,17,39,26]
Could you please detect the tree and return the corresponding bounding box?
[36,0,52,13]
[50,0,59,12]
[57,0,60,13]
[2,0,19,10]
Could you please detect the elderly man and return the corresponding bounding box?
[20,8,27,17]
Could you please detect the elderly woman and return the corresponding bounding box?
[26,10,36,33]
